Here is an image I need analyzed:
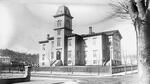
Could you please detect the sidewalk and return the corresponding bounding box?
[112,70,138,76]
[31,70,138,77]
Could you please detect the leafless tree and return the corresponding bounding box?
[110,0,150,84]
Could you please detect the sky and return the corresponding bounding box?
[0,0,136,57]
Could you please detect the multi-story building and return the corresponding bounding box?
[39,5,122,67]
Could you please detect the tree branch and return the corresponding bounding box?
[135,0,146,19]
[128,0,138,21]
[145,0,149,9]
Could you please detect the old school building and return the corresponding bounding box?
[39,5,122,67]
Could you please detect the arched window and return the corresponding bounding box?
[56,51,61,60]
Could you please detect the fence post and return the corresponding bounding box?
[24,66,31,81]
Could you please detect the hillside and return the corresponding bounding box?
[0,49,39,65]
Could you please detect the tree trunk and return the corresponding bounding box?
[135,17,150,84]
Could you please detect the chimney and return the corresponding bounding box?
[89,26,93,34]
[47,34,50,40]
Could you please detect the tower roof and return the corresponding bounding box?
[54,5,73,18]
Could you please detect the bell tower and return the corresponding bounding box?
[54,5,73,34]
[53,5,73,65]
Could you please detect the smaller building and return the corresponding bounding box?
[0,56,11,64]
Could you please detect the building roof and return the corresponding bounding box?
[81,32,103,37]
[47,37,54,40]
[39,40,49,44]
[67,33,81,37]
[39,37,54,44]
[81,30,122,39]
[39,30,122,44]
[53,5,73,18]
[104,30,122,39]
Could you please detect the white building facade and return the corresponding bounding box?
[39,6,122,67]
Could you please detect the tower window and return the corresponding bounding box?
[66,20,70,28]
[57,38,61,46]
[57,30,61,35]
[57,20,62,27]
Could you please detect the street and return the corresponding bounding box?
[14,72,138,84]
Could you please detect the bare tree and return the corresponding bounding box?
[110,0,150,84]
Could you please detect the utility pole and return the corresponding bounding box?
[71,55,73,74]
[122,49,127,84]
[125,50,127,84]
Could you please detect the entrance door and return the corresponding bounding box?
[56,51,61,60]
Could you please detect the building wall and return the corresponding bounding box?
[83,35,103,65]
[75,36,84,65]
[109,33,121,66]
[39,33,122,67]
[67,37,76,66]
[49,40,55,65]
[102,34,110,66]
[39,42,51,67]
[54,29,65,65]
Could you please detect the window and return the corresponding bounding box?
[57,38,61,46]
[51,41,54,47]
[57,20,62,27]
[68,51,71,58]
[93,50,97,57]
[66,20,70,28]
[42,55,45,60]
[42,44,46,50]
[51,52,54,59]
[84,51,88,58]
[83,39,87,47]
[93,60,97,64]
[68,39,71,46]
[42,62,45,66]
[57,30,61,35]
[42,57,45,60]
[93,38,96,45]
[42,47,45,50]
[42,54,45,56]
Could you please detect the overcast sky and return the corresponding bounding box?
[0,0,136,56]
